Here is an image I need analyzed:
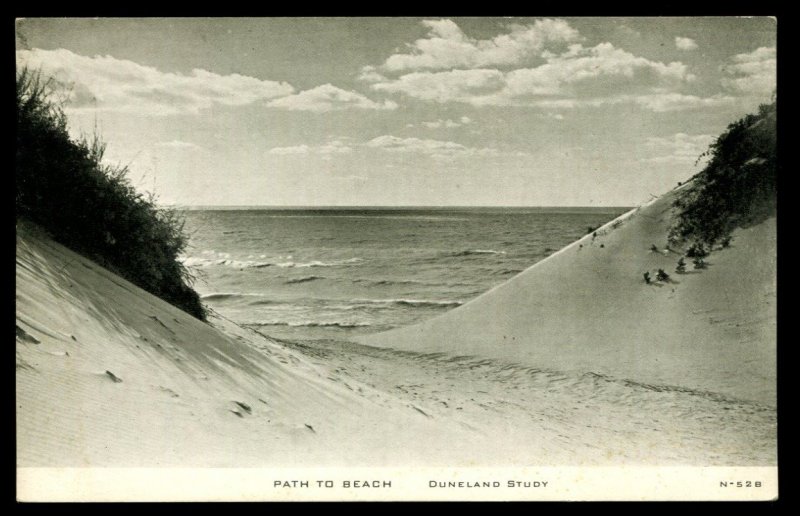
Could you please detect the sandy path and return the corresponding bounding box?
[276,336,776,465]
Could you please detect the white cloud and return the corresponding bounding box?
[720,46,776,97]
[318,141,354,154]
[675,37,698,51]
[376,18,581,72]
[372,68,506,104]
[265,83,398,112]
[268,145,311,155]
[643,132,715,164]
[537,112,565,120]
[357,65,389,83]
[268,140,353,156]
[502,42,692,95]
[367,135,465,152]
[16,48,295,116]
[371,42,696,109]
[631,93,736,112]
[365,20,727,114]
[365,135,506,161]
[16,48,395,116]
[421,117,473,129]
[269,135,504,161]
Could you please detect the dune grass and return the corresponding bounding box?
[670,99,777,248]
[16,67,206,320]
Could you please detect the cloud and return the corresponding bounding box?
[502,42,692,95]
[643,132,714,164]
[537,112,565,120]
[372,68,506,104]
[268,145,311,155]
[154,140,204,150]
[421,116,473,129]
[375,18,581,72]
[357,65,389,83]
[16,48,395,116]
[268,140,353,156]
[720,46,776,97]
[365,135,508,161]
[675,37,698,51]
[317,140,354,154]
[365,20,728,113]
[265,83,398,112]
[371,42,696,109]
[269,135,505,161]
[16,48,295,115]
[631,93,735,112]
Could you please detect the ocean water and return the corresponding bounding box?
[180,207,627,342]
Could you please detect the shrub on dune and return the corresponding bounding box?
[670,99,776,250]
[16,68,206,320]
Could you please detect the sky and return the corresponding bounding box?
[15,17,776,207]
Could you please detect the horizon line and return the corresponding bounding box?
[167,204,635,210]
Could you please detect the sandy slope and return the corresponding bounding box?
[15,223,480,467]
[359,188,777,406]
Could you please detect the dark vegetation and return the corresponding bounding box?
[670,99,777,248]
[693,257,706,270]
[16,68,206,320]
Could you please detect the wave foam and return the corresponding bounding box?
[452,249,506,257]
[249,321,372,329]
[276,257,362,268]
[352,298,463,308]
[180,256,362,269]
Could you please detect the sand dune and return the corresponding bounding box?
[15,223,479,467]
[360,188,776,406]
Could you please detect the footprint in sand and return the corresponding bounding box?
[105,370,123,383]
[410,405,431,418]
[156,386,180,398]
[234,401,252,414]
[16,325,40,344]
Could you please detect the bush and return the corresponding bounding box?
[685,243,708,259]
[16,68,206,320]
[670,99,776,248]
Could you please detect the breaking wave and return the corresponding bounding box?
[351,298,463,309]
[451,249,506,257]
[180,256,362,269]
[285,275,324,284]
[201,292,267,301]
[248,321,372,329]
